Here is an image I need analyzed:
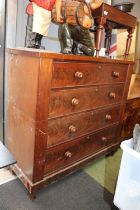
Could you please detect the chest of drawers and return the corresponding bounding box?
[7,48,133,197]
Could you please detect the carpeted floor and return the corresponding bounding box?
[0,170,118,210]
[84,149,122,194]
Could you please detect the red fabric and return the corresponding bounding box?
[26,2,33,15]
[31,0,56,11]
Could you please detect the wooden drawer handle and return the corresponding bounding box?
[65,151,72,158]
[75,72,83,79]
[72,98,79,105]
[69,125,77,133]
[109,92,116,99]
[101,136,107,142]
[86,135,90,140]
[105,114,112,120]
[112,71,119,77]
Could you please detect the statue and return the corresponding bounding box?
[52,0,103,56]
[25,0,103,56]
[25,0,62,49]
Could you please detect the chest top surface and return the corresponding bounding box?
[8,48,134,65]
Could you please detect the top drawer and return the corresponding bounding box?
[52,62,128,88]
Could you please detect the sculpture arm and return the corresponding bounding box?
[55,0,64,23]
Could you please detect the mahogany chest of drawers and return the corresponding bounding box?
[7,48,133,196]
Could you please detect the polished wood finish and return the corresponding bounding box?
[45,125,118,174]
[92,3,137,57]
[48,105,120,146]
[7,48,133,196]
[49,85,124,117]
[121,97,140,140]
[52,62,127,88]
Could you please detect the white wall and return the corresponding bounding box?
[131,0,140,21]
[6,0,18,48]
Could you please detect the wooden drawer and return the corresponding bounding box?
[52,62,127,88]
[47,105,120,147]
[49,84,124,118]
[45,124,118,174]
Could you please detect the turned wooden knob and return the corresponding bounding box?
[112,71,119,77]
[72,98,79,105]
[69,125,77,133]
[101,136,107,142]
[86,135,90,140]
[65,151,72,158]
[109,92,116,98]
[106,114,111,120]
[75,72,83,79]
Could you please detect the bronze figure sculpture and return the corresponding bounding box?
[52,0,103,56]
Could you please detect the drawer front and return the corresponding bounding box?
[45,125,118,174]
[49,84,124,118]
[52,62,127,88]
[47,105,120,147]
